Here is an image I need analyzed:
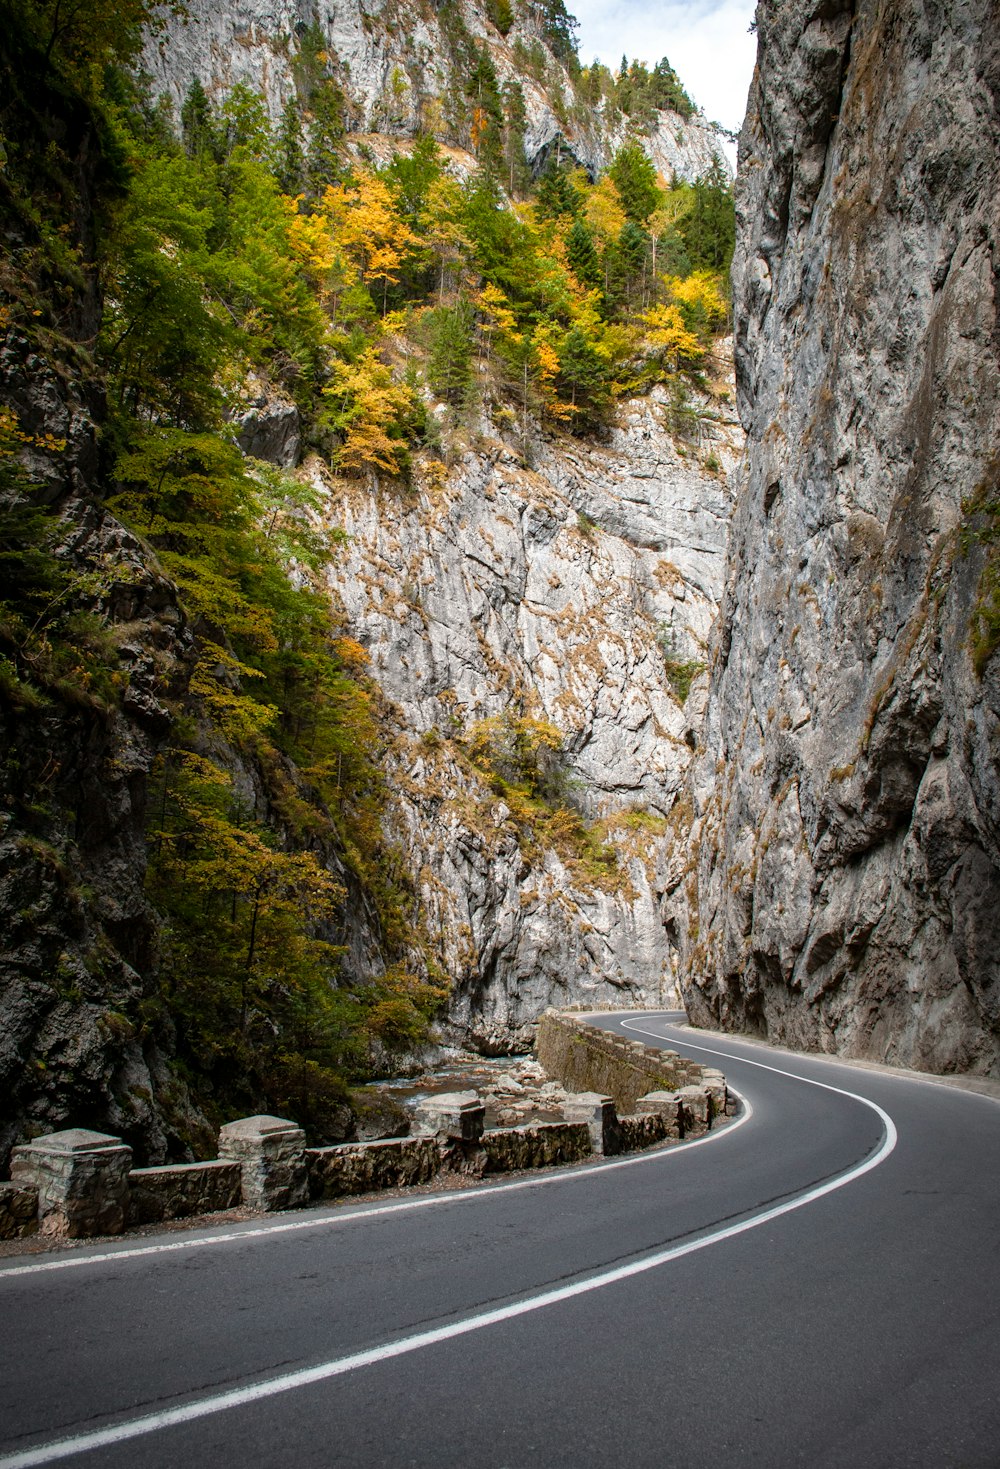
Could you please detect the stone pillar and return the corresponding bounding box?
[561,1093,621,1156]
[217,1115,309,1212]
[676,1086,712,1136]
[700,1069,728,1120]
[411,1092,485,1142]
[634,1091,683,1139]
[10,1128,133,1237]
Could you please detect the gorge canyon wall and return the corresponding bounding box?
[685,0,1000,1075]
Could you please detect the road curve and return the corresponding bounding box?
[1,1013,999,1468]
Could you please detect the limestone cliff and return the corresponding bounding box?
[142,0,727,183]
[685,0,1000,1074]
[0,0,739,1168]
[320,386,737,1048]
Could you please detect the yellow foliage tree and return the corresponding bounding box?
[584,176,627,246]
[327,172,420,314]
[531,324,573,422]
[664,269,729,335]
[641,302,704,368]
[324,347,416,475]
[421,175,470,303]
[476,281,520,362]
[647,190,692,276]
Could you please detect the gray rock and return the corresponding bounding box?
[317,385,739,1048]
[231,375,301,468]
[143,0,730,186]
[684,0,1000,1078]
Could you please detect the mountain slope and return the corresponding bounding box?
[0,0,738,1164]
[142,0,727,183]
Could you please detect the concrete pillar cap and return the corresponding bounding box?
[21,1129,127,1154]
[218,1115,302,1138]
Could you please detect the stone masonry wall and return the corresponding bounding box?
[535,1011,713,1112]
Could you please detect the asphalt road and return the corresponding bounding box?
[2,1012,999,1469]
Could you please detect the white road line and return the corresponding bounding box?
[0,1106,750,1282]
[0,1065,896,1468]
[619,1015,1000,1105]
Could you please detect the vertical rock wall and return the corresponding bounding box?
[687,0,1000,1074]
[319,388,739,1049]
[142,0,729,182]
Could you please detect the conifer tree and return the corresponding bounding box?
[275,99,306,194]
[609,140,661,224]
[536,165,579,221]
[180,78,220,161]
[566,217,602,291]
[557,327,610,428]
[502,80,531,197]
[428,303,475,404]
[679,157,736,273]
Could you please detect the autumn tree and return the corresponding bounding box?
[323,347,417,475]
[332,172,421,313]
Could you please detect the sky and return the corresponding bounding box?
[569,0,759,141]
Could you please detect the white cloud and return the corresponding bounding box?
[570,0,758,138]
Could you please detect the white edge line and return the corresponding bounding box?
[0,1100,749,1283]
[0,1047,897,1469]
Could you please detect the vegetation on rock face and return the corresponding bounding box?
[0,0,733,1152]
[961,471,1000,675]
[464,713,619,888]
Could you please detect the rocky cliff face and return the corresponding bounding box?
[143,0,727,182]
[685,0,1000,1074]
[1,0,739,1166]
[321,383,738,1048]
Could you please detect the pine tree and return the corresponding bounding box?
[557,327,610,428]
[465,47,504,169]
[679,156,736,273]
[502,80,531,197]
[428,304,474,404]
[275,99,305,194]
[609,141,661,224]
[180,78,220,161]
[536,165,579,220]
[615,218,649,309]
[566,217,601,290]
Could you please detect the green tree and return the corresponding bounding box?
[609,140,661,224]
[428,303,475,404]
[535,164,580,221]
[274,99,306,193]
[486,0,513,34]
[566,217,602,290]
[180,78,221,161]
[466,45,505,169]
[607,217,649,312]
[557,327,611,428]
[679,156,736,274]
[502,80,531,197]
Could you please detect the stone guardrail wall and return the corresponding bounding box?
[535,1010,719,1112]
[2,1019,731,1242]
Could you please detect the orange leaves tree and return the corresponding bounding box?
[323,347,419,475]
